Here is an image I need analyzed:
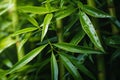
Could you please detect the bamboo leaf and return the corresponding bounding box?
[19,6,58,15]
[11,27,38,37]
[17,33,31,60]
[55,7,76,20]
[79,11,104,51]
[6,44,47,74]
[70,29,85,45]
[59,53,83,80]
[63,53,96,80]
[0,37,16,53]
[53,43,102,54]
[26,15,39,27]
[51,53,58,80]
[41,14,53,41]
[83,5,111,18]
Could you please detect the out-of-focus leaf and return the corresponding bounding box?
[79,11,104,51]
[26,15,39,27]
[53,43,102,54]
[109,17,120,29]
[70,29,85,45]
[6,44,47,75]
[0,4,14,16]
[3,59,13,68]
[63,53,96,80]
[41,14,53,41]
[0,69,7,79]
[17,33,31,60]
[51,53,58,80]
[55,7,76,20]
[18,6,58,15]
[83,5,111,18]
[0,36,16,53]
[105,35,120,48]
[59,53,83,80]
[110,49,120,63]
[11,27,38,36]
[64,15,78,33]
[106,35,120,45]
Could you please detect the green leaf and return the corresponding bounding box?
[109,17,120,29]
[0,36,16,53]
[64,15,78,33]
[53,43,102,54]
[51,53,58,80]
[26,15,39,27]
[63,53,96,80]
[17,33,31,60]
[11,27,38,36]
[19,6,58,15]
[79,11,104,51]
[59,53,83,80]
[70,29,85,45]
[6,44,47,74]
[83,5,111,18]
[41,14,53,41]
[55,7,76,20]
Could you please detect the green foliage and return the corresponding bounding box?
[0,0,120,80]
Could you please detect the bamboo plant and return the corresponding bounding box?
[0,0,120,80]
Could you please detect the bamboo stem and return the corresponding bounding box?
[87,0,106,80]
[107,0,119,34]
[56,19,65,80]
[10,0,24,61]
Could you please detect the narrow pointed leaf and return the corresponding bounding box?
[41,14,53,41]
[55,7,76,20]
[83,5,111,18]
[63,53,96,80]
[0,37,16,53]
[6,44,47,74]
[51,53,58,80]
[53,43,102,54]
[12,27,38,37]
[27,15,39,27]
[59,53,83,80]
[79,11,104,51]
[19,6,58,15]
[70,29,85,45]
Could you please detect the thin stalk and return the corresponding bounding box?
[56,19,65,80]
[10,0,24,60]
[87,0,106,80]
[107,0,119,34]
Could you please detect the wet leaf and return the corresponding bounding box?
[79,11,104,51]
[83,5,111,18]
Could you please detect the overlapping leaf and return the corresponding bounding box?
[53,42,102,54]
[83,5,111,18]
[19,6,58,15]
[59,53,83,80]
[55,7,76,20]
[79,11,104,51]
[51,53,58,80]
[41,14,53,41]
[6,44,47,74]
[63,53,96,80]
[0,36,16,53]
